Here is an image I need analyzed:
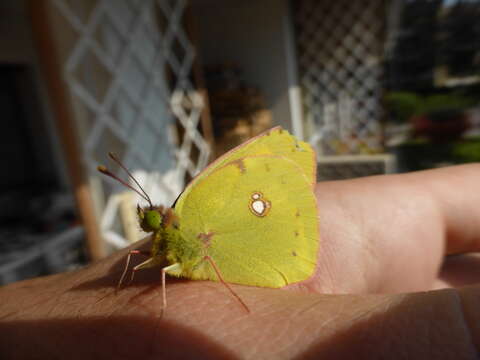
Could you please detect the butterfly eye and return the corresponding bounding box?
[145,210,162,230]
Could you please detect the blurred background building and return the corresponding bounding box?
[1,0,479,284]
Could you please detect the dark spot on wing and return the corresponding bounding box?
[292,251,297,256]
[197,232,215,247]
[294,231,299,237]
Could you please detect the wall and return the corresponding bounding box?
[0,1,36,63]
[0,0,70,191]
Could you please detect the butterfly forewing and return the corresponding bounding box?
[177,127,316,207]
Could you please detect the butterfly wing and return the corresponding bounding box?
[176,127,316,209]
[174,154,319,288]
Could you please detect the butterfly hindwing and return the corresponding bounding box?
[174,155,319,287]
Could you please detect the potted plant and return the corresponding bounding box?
[410,94,472,143]
[386,91,475,171]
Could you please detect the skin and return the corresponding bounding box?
[1,164,480,359]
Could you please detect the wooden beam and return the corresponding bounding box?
[185,4,216,160]
[28,0,105,260]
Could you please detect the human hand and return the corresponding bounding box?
[1,164,479,359]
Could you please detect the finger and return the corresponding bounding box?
[437,253,480,289]
[307,164,480,294]
[424,164,480,254]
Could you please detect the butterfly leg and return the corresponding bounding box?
[203,255,250,313]
[161,263,181,310]
[117,250,151,292]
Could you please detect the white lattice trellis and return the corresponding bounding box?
[51,0,210,249]
[293,0,385,155]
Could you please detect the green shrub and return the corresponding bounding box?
[385,92,421,123]
[452,139,480,163]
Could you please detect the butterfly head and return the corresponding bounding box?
[137,205,163,232]
[137,205,179,233]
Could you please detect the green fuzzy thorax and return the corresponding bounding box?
[147,208,204,278]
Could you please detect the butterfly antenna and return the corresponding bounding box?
[99,152,153,208]
[97,165,150,205]
[107,152,153,208]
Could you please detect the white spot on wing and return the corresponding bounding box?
[249,192,271,217]
[252,200,265,214]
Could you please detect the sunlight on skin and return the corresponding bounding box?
[0,164,479,359]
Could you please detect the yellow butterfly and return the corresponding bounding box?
[99,127,319,312]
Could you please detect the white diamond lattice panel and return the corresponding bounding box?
[52,0,210,248]
[293,0,385,155]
